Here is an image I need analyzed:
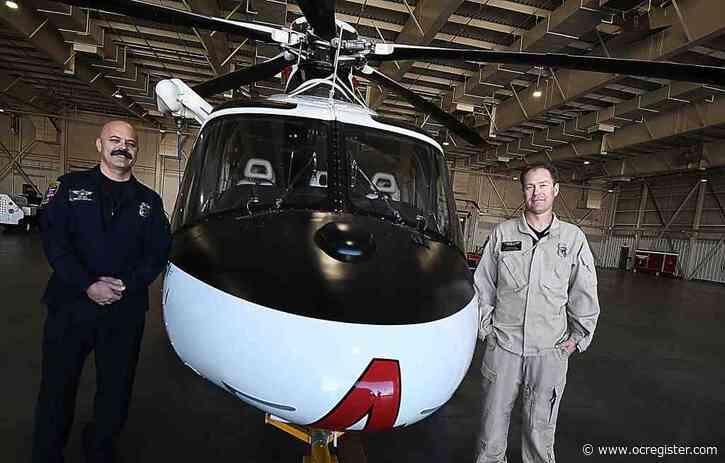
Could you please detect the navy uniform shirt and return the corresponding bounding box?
[40,165,171,312]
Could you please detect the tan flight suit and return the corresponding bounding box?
[474,214,600,463]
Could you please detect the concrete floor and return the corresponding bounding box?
[2,231,724,462]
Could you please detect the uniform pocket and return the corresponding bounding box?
[500,253,524,289]
[480,360,497,384]
[545,257,571,288]
[579,255,598,286]
[542,280,568,309]
[548,382,565,425]
[542,258,570,308]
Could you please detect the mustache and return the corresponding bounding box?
[110,148,133,159]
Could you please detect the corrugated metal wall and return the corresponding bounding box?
[597,233,725,283]
[594,172,725,284]
[596,234,635,269]
[687,239,725,284]
[0,114,193,214]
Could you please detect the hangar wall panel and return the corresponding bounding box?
[688,239,725,284]
[597,173,725,284]
[597,234,636,269]
[0,114,193,214]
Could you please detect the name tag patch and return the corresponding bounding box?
[69,189,94,202]
[501,241,522,252]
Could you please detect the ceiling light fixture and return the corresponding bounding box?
[583,160,591,165]
[113,92,123,99]
[532,66,543,98]
[5,1,18,9]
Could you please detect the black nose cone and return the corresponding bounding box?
[314,221,376,263]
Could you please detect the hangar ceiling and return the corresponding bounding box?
[1,0,725,182]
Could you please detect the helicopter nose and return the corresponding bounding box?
[314,221,376,263]
[169,210,473,325]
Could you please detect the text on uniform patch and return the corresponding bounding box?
[501,241,522,252]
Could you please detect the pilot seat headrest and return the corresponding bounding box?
[238,158,275,186]
[370,172,400,201]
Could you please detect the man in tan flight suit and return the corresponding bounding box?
[474,163,600,463]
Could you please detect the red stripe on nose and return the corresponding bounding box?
[311,359,401,431]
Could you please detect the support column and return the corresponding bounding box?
[59,118,68,176]
[633,182,648,262]
[601,188,619,268]
[685,180,707,279]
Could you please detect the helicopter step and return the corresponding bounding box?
[265,414,366,463]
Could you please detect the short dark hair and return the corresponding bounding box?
[520,163,559,189]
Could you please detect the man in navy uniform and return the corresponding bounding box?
[33,120,171,463]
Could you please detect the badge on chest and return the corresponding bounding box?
[557,242,568,257]
[139,202,151,218]
[69,189,94,202]
[501,241,522,252]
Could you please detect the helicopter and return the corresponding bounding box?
[50,1,725,462]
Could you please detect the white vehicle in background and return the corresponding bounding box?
[1,185,43,232]
[0,193,30,232]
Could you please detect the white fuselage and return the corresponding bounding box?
[163,263,477,430]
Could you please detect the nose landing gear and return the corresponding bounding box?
[265,414,366,463]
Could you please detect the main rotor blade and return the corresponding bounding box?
[55,0,292,44]
[297,0,336,41]
[359,67,486,147]
[371,44,725,87]
[193,54,292,97]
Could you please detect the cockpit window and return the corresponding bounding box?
[175,115,330,227]
[172,114,461,246]
[343,125,458,243]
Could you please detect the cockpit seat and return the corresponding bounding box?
[237,158,276,186]
[309,170,328,188]
[367,172,400,201]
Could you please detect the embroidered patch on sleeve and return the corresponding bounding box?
[41,181,60,205]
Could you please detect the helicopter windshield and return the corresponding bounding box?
[343,125,455,241]
[172,114,460,245]
[174,114,330,227]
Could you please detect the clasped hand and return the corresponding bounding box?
[86,277,126,306]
